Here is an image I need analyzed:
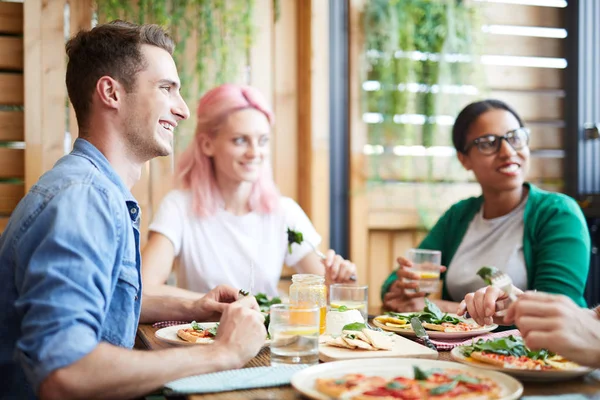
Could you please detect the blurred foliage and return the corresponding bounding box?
[95,0,255,100]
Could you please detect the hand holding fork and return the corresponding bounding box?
[457,266,524,327]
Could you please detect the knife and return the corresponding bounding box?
[410,317,437,352]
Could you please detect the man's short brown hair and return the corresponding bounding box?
[65,20,175,130]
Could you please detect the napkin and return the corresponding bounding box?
[153,320,189,328]
[416,329,521,350]
[163,365,308,394]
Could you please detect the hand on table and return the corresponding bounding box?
[382,256,446,312]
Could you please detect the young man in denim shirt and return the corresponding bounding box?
[0,21,267,400]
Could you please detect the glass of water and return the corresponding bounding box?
[329,284,369,322]
[269,304,320,366]
[406,248,442,294]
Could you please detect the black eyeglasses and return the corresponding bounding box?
[463,127,530,155]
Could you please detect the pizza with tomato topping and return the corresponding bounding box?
[459,335,581,371]
[176,321,218,344]
[314,367,502,399]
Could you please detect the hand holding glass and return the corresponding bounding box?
[269,304,320,366]
[406,249,442,294]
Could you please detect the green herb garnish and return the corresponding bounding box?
[386,381,406,390]
[286,227,304,254]
[461,335,554,360]
[255,292,282,313]
[341,322,366,331]
[337,305,349,312]
[386,299,461,325]
[429,380,458,395]
[413,366,430,380]
[476,266,499,285]
[190,321,219,337]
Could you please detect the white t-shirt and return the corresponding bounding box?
[446,196,529,301]
[148,190,321,297]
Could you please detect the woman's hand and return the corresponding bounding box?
[457,285,523,326]
[323,249,358,284]
[505,291,600,368]
[383,256,446,312]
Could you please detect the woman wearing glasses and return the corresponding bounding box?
[381,99,590,313]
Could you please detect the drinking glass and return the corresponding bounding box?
[329,284,369,322]
[406,248,442,294]
[268,304,320,366]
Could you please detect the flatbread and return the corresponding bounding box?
[176,328,215,344]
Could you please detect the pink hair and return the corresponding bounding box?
[177,84,280,217]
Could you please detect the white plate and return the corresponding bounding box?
[155,323,271,347]
[373,313,498,339]
[291,357,523,400]
[155,323,217,346]
[450,346,594,382]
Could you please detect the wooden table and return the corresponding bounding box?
[137,324,600,399]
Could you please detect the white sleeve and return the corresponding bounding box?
[282,197,322,267]
[148,190,187,256]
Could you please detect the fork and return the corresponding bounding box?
[487,269,518,303]
[307,241,357,282]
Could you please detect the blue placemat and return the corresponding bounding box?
[164,364,309,394]
[522,396,589,400]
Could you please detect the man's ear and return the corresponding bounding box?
[96,76,122,109]
[457,151,472,171]
[199,134,214,157]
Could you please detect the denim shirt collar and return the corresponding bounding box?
[71,138,140,224]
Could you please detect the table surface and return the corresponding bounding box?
[137,324,600,399]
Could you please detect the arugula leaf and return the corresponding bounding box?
[413,366,430,380]
[191,321,202,331]
[424,298,443,320]
[429,380,458,395]
[206,324,219,337]
[286,227,304,254]
[386,381,406,389]
[461,335,555,360]
[342,322,366,331]
[254,292,282,312]
[476,266,499,285]
[452,374,479,384]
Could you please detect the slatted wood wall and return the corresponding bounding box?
[349,1,569,309]
[0,1,24,233]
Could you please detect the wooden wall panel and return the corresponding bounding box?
[0,1,23,35]
[368,231,392,309]
[273,0,298,201]
[490,92,563,121]
[481,3,564,27]
[0,149,24,179]
[484,36,563,58]
[0,37,23,70]
[0,111,24,141]
[0,183,24,214]
[0,73,24,105]
[0,217,8,232]
[484,65,563,91]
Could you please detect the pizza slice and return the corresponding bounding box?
[469,351,551,370]
[352,376,424,400]
[315,374,387,398]
[177,321,218,344]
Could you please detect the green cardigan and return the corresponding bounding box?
[381,183,591,307]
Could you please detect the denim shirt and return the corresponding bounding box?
[0,139,142,399]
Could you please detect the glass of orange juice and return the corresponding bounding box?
[407,249,442,294]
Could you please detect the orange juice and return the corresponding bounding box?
[288,274,327,334]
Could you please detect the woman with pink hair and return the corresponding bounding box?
[141,84,357,299]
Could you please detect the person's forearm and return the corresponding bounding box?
[143,283,205,301]
[139,293,200,323]
[39,342,240,400]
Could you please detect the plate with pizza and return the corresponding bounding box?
[450,335,593,381]
[291,357,523,400]
[373,299,497,339]
[155,321,220,346]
